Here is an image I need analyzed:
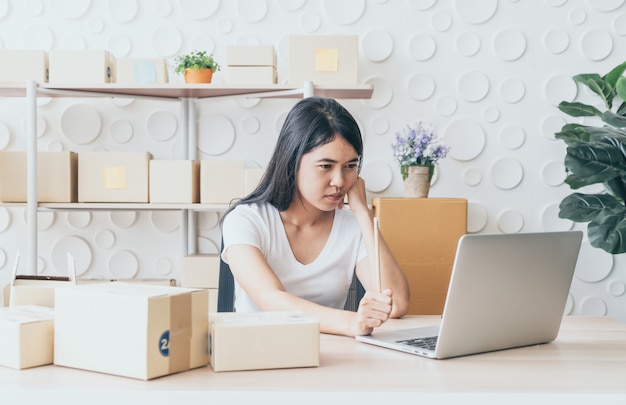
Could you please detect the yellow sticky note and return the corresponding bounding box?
[103,166,127,190]
[315,48,338,72]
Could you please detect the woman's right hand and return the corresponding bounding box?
[351,289,393,336]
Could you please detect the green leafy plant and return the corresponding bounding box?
[174,50,221,75]
[556,60,626,253]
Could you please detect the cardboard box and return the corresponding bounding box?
[0,305,55,370]
[54,283,209,380]
[209,312,319,372]
[373,198,467,315]
[116,57,168,84]
[244,168,265,195]
[228,66,277,85]
[48,50,115,83]
[288,35,358,86]
[149,160,200,203]
[0,151,77,203]
[227,45,276,66]
[0,50,48,83]
[208,289,218,313]
[78,151,151,203]
[200,160,244,204]
[181,255,220,289]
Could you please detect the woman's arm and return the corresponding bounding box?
[345,178,410,319]
[225,244,393,336]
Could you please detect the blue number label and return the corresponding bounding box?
[159,330,170,357]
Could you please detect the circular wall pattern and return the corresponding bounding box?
[22,24,54,50]
[541,160,565,186]
[197,114,236,155]
[108,249,139,279]
[155,256,174,276]
[493,28,527,61]
[467,202,489,233]
[499,78,525,104]
[363,77,393,109]
[179,0,220,20]
[109,211,137,229]
[540,204,573,231]
[147,110,178,142]
[463,167,483,186]
[500,124,526,149]
[579,29,614,61]
[110,119,134,144]
[581,296,607,316]
[431,11,452,32]
[436,96,457,117]
[198,211,220,231]
[0,208,10,233]
[543,29,570,54]
[490,158,524,190]
[362,30,394,62]
[407,73,436,101]
[237,0,268,23]
[50,0,90,20]
[108,0,138,23]
[453,0,498,24]
[67,211,92,229]
[60,104,102,145]
[575,242,613,283]
[608,280,626,297]
[361,161,393,193]
[544,74,577,106]
[151,25,183,56]
[569,8,587,25]
[458,70,490,102]
[324,0,366,25]
[456,31,481,57]
[300,13,321,33]
[408,33,437,61]
[444,119,486,161]
[371,116,390,135]
[94,229,116,250]
[51,235,92,276]
[497,209,525,233]
[150,211,180,233]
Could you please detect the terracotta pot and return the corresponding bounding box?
[403,165,432,198]
[183,68,213,84]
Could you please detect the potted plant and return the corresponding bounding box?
[174,50,221,84]
[391,121,450,198]
[556,60,626,253]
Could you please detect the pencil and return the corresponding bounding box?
[373,217,382,293]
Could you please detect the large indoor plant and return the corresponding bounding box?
[174,50,221,83]
[556,60,626,253]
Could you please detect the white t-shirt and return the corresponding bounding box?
[221,203,367,312]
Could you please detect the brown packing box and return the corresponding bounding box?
[373,198,467,315]
[288,35,358,86]
[209,312,319,372]
[54,283,209,380]
[78,151,151,203]
[0,151,77,203]
[0,305,55,370]
[0,50,48,83]
[48,50,115,83]
[181,255,220,289]
[149,160,200,203]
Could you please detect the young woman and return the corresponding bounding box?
[220,97,409,337]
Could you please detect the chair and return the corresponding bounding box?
[217,241,365,312]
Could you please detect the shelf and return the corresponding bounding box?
[1,202,230,211]
[0,83,374,100]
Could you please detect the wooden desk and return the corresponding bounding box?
[1,316,625,404]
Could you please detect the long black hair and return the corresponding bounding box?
[222,96,363,220]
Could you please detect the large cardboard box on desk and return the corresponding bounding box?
[200,160,244,204]
[54,283,209,380]
[48,50,115,83]
[209,312,319,372]
[288,35,358,86]
[0,50,48,83]
[0,151,77,203]
[78,151,151,202]
[149,160,200,203]
[373,198,467,315]
[0,305,55,370]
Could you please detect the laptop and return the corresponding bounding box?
[356,230,583,359]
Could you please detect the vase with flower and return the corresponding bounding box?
[392,121,450,198]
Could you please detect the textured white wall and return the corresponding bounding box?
[0,0,625,321]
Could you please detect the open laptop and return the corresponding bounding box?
[356,230,583,359]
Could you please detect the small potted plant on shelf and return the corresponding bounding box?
[174,50,221,84]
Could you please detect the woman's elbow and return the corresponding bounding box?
[390,296,410,318]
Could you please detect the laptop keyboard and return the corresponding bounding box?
[396,336,438,350]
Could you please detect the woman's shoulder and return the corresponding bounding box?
[334,207,361,229]
[228,202,278,222]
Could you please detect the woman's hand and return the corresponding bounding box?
[350,289,393,336]
[342,176,369,214]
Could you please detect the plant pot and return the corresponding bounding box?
[184,68,213,84]
[403,165,431,198]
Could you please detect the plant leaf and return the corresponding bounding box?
[588,212,626,254]
[604,61,626,89]
[601,111,626,128]
[617,76,626,104]
[555,123,589,145]
[604,177,626,201]
[558,192,623,222]
[558,101,602,117]
[564,173,593,189]
[573,73,614,109]
[565,142,626,184]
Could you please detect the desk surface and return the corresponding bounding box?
[2,316,626,404]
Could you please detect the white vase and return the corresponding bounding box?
[403,165,431,198]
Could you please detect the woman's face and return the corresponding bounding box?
[295,135,360,212]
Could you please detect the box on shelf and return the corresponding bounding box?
[228,66,276,85]
[208,289,218,313]
[54,282,209,380]
[181,254,220,289]
[288,35,358,86]
[149,160,200,204]
[0,305,55,370]
[372,198,467,315]
[227,45,276,67]
[244,168,265,195]
[200,160,244,204]
[78,151,151,203]
[209,311,319,372]
[116,57,168,84]
[48,50,115,84]
[0,151,77,203]
[0,50,48,83]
